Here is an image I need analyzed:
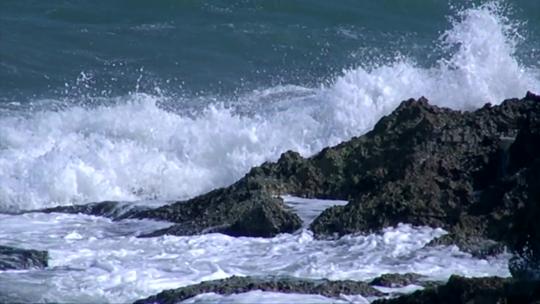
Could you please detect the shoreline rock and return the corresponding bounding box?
[426,233,506,259]
[35,201,149,220]
[0,245,48,270]
[370,273,431,288]
[310,96,539,238]
[27,94,540,262]
[24,92,540,302]
[133,93,540,245]
[372,275,540,304]
[132,190,302,238]
[133,276,383,304]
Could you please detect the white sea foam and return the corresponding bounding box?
[0,3,539,211]
[0,213,510,303]
[181,291,371,304]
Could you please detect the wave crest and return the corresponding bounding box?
[0,2,538,211]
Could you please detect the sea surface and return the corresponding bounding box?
[0,1,539,303]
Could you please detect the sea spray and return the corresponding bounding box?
[0,3,539,211]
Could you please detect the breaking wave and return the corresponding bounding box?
[0,3,538,211]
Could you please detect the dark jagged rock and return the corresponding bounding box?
[370,273,431,288]
[133,190,302,238]
[526,90,540,102]
[30,183,303,239]
[373,275,540,304]
[133,276,383,304]
[310,96,540,238]
[483,115,540,277]
[36,201,149,220]
[494,158,540,279]
[29,94,540,251]
[426,233,505,258]
[34,197,301,239]
[0,245,48,270]
[130,94,540,246]
[184,94,537,249]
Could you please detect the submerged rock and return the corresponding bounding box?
[133,276,383,304]
[0,245,48,270]
[373,275,540,304]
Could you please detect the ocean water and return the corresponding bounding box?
[0,1,539,303]
[0,201,510,303]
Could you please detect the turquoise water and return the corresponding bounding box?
[1,0,539,100]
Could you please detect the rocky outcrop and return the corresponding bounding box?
[370,273,429,288]
[0,245,48,270]
[132,190,302,238]
[37,201,149,220]
[202,94,539,252]
[133,276,383,304]
[29,94,540,254]
[21,93,540,303]
[32,191,302,238]
[426,233,505,258]
[310,96,540,239]
[373,275,540,304]
[494,130,540,279]
[133,94,539,242]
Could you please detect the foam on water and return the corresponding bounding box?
[0,2,539,211]
[181,291,370,304]
[0,212,509,303]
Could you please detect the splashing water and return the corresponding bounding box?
[0,212,510,303]
[0,3,538,212]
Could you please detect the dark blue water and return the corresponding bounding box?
[2,0,539,101]
[0,0,539,210]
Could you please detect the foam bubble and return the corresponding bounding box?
[0,3,539,211]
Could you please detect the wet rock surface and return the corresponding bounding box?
[36,201,149,220]
[491,120,540,279]
[426,233,506,259]
[132,190,302,238]
[373,275,540,304]
[20,93,540,302]
[370,273,429,288]
[133,94,540,243]
[0,245,48,270]
[310,96,540,242]
[27,94,540,260]
[31,192,303,238]
[133,275,383,304]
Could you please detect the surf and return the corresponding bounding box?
[0,2,538,212]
